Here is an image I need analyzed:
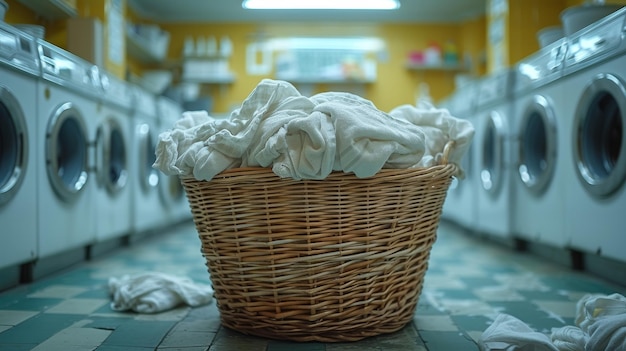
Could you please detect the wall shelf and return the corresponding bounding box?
[180,58,235,85]
[17,0,77,21]
[276,76,375,85]
[405,62,467,72]
[126,30,164,64]
[181,74,236,85]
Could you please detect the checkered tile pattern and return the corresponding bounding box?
[0,221,624,350]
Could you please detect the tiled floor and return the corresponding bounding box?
[0,221,624,350]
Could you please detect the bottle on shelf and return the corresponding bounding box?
[220,36,233,58]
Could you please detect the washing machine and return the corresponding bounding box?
[559,8,626,263]
[0,22,39,271]
[512,37,569,248]
[156,96,191,225]
[441,82,479,230]
[93,71,133,242]
[36,41,100,259]
[129,85,167,235]
[473,69,516,240]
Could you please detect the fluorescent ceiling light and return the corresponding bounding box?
[269,37,385,51]
[242,0,400,10]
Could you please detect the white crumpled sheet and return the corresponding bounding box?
[154,79,474,181]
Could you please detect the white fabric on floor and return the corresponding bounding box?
[478,313,559,351]
[108,272,214,313]
[154,79,474,181]
[479,293,626,351]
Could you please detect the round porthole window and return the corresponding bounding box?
[138,123,159,193]
[518,95,557,195]
[46,103,89,202]
[98,118,128,195]
[0,88,28,207]
[574,73,626,198]
[481,111,504,196]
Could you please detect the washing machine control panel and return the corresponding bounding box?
[565,7,626,70]
[514,38,567,95]
[476,69,516,108]
[0,23,40,75]
[38,41,102,96]
[131,86,157,117]
[101,72,133,110]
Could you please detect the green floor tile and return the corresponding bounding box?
[83,317,131,331]
[95,346,155,351]
[3,297,63,311]
[267,340,325,351]
[493,301,566,332]
[419,330,478,351]
[0,344,39,351]
[75,286,111,299]
[437,288,478,299]
[516,290,571,301]
[450,315,492,332]
[459,277,501,287]
[0,313,83,344]
[54,270,109,286]
[540,275,621,294]
[159,330,216,348]
[101,320,177,348]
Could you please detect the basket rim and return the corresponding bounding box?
[181,163,454,179]
[180,141,458,182]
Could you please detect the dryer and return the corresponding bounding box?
[156,96,191,225]
[441,83,479,230]
[512,38,568,248]
[36,41,100,260]
[473,69,516,240]
[93,71,133,242]
[0,22,39,273]
[129,85,167,235]
[560,8,626,263]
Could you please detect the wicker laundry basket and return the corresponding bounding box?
[181,142,458,342]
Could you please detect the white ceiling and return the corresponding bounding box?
[127,0,487,24]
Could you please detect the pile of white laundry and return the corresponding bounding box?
[108,272,214,313]
[479,293,626,351]
[154,79,474,181]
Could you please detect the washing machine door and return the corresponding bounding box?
[574,73,626,197]
[46,102,89,202]
[0,86,28,206]
[168,174,184,203]
[518,95,558,195]
[96,117,128,195]
[159,171,183,207]
[481,111,505,195]
[137,123,159,193]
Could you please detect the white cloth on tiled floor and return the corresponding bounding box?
[550,326,587,351]
[108,272,213,313]
[154,79,474,181]
[478,313,559,351]
[575,293,626,351]
[480,294,626,351]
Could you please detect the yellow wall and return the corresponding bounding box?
[155,21,478,113]
[4,0,37,23]
[460,16,487,77]
[508,0,565,64]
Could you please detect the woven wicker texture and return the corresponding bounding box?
[182,156,457,342]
